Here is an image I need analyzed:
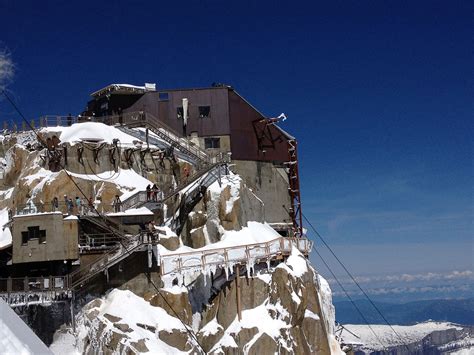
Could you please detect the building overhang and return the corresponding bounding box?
[90,83,156,98]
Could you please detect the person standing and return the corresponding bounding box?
[67,198,74,215]
[51,196,59,212]
[114,195,122,213]
[75,196,81,215]
[151,184,158,202]
[146,184,151,201]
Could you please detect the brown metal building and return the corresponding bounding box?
[84,83,301,229]
[84,84,290,163]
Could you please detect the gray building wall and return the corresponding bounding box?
[233,160,291,224]
[12,213,79,264]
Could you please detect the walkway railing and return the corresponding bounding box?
[0,276,71,307]
[159,237,312,276]
[14,201,96,216]
[121,161,226,211]
[0,235,312,306]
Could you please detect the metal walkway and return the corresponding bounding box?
[0,236,311,307]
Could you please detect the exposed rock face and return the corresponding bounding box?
[196,256,331,354]
[181,177,265,247]
[74,252,337,355]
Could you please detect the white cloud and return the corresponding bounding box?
[328,269,473,285]
[0,48,14,89]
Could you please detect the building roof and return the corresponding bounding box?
[90,83,156,98]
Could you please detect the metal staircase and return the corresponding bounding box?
[121,161,227,211]
[69,238,145,289]
[117,112,210,166]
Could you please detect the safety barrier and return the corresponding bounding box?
[159,237,312,276]
[0,276,71,307]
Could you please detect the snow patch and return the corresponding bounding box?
[41,122,146,146]
[0,299,52,354]
[0,208,12,249]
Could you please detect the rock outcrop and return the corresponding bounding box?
[72,249,340,354]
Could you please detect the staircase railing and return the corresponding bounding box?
[69,236,144,289]
[120,112,210,165]
[121,161,226,211]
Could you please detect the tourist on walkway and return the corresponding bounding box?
[67,198,74,215]
[113,195,122,213]
[51,197,59,212]
[146,184,151,201]
[151,184,158,202]
[75,196,81,215]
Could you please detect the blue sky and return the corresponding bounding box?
[1,1,472,298]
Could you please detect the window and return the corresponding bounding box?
[177,107,188,119]
[21,226,46,245]
[21,231,28,245]
[199,106,211,118]
[159,92,169,101]
[205,138,220,149]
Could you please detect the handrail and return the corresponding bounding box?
[120,161,224,211]
[159,237,312,276]
[69,235,141,289]
[121,112,210,164]
[0,236,311,299]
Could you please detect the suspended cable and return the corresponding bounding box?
[311,244,387,350]
[2,90,207,354]
[301,212,411,352]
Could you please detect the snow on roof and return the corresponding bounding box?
[41,122,146,146]
[0,208,12,249]
[107,207,154,217]
[90,83,155,97]
[0,299,53,354]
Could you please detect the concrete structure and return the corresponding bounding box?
[12,213,79,264]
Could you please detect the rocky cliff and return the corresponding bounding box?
[0,126,344,354]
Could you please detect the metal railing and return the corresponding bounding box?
[0,276,71,307]
[14,201,95,216]
[79,233,119,249]
[159,236,313,276]
[121,157,228,211]
[69,235,143,289]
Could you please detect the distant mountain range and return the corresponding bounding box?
[334,298,474,325]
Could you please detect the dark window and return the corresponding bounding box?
[22,231,28,245]
[177,107,189,119]
[21,226,46,244]
[159,92,169,101]
[39,229,46,244]
[199,106,211,118]
[205,138,220,149]
[28,226,40,239]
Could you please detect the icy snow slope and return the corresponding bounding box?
[0,207,12,249]
[0,299,53,354]
[341,322,473,354]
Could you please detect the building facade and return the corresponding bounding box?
[84,83,298,225]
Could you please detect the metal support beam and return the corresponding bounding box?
[235,265,242,321]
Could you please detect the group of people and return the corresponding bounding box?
[146,184,164,202]
[51,195,94,215]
